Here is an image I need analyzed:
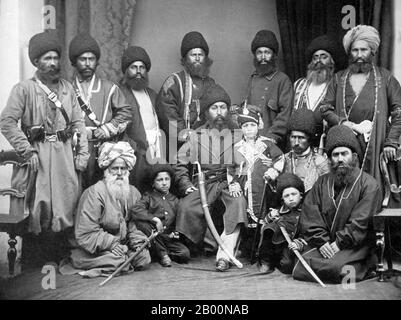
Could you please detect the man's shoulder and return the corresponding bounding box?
[129,184,141,197]
[360,170,380,188]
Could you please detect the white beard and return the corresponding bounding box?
[104,169,130,201]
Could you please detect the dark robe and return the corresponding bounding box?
[321,66,401,195]
[293,168,381,283]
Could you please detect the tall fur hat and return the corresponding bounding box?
[325,125,362,161]
[181,31,209,57]
[288,108,317,138]
[69,33,101,64]
[251,30,279,54]
[28,31,62,65]
[200,84,231,115]
[306,35,347,71]
[150,164,175,183]
[276,173,305,197]
[121,46,151,73]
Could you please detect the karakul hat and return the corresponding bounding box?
[288,108,317,137]
[150,164,175,183]
[181,31,209,57]
[325,125,362,161]
[69,33,101,64]
[276,172,305,197]
[121,46,151,73]
[28,31,62,65]
[306,35,347,72]
[200,84,231,115]
[251,30,279,54]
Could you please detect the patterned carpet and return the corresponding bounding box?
[1,256,400,300]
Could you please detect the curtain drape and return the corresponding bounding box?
[44,0,136,83]
[276,0,393,82]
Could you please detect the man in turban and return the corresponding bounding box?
[0,31,89,264]
[293,125,380,283]
[293,35,346,146]
[69,33,132,190]
[320,25,401,198]
[119,46,164,193]
[174,83,247,272]
[241,30,294,150]
[70,141,151,277]
[156,31,217,158]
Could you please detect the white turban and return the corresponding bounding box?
[97,141,136,170]
[343,25,380,54]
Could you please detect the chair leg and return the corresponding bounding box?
[7,233,17,277]
[376,231,385,282]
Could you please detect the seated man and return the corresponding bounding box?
[293,125,381,283]
[70,141,151,277]
[130,164,190,267]
[175,83,248,272]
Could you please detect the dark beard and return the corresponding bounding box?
[306,61,334,84]
[253,57,277,76]
[348,55,374,74]
[181,57,213,78]
[37,67,61,83]
[124,75,149,91]
[331,156,358,189]
[205,114,229,130]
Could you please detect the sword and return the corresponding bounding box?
[279,226,326,288]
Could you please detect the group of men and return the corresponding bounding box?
[1,23,401,285]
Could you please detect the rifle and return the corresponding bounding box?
[99,230,158,286]
[195,161,243,269]
[279,226,326,288]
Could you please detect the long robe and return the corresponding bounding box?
[0,76,89,234]
[70,180,150,275]
[293,168,381,283]
[73,75,132,190]
[320,66,401,193]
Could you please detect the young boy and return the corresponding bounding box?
[129,164,190,267]
[231,104,284,258]
[257,172,305,274]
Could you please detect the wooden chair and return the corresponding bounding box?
[374,152,401,281]
[0,149,29,278]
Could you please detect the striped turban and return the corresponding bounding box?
[98,141,136,171]
[343,25,380,54]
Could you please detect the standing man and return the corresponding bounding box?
[283,108,330,193]
[156,31,216,155]
[69,33,132,190]
[320,25,401,191]
[119,45,163,193]
[293,35,345,146]
[0,32,89,244]
[243,30,293,148]
[293,125,380,283]
[175,83,247,272]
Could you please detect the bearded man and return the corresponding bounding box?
[292,125,380,283]
[0,32,89,237]
[69,33,132,190]
[119,46,163,193]
[156,31,216,154]
[320,25,401,194]
[70,141,151,277]
[243,30,293,148]
[175,84,247,272]
[293,35,345,145]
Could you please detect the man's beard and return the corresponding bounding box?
[37,65,61,82]
[331,155,359,189]
[104,169,130,201]
[78,67,96,81]
[306,61,334,85]
[181,57,213,78]
[253,56,277,76]
[348,55,374,74]
[123,72,149,91]
[205,113,229,130]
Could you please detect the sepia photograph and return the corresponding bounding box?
[0,0,400,307]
